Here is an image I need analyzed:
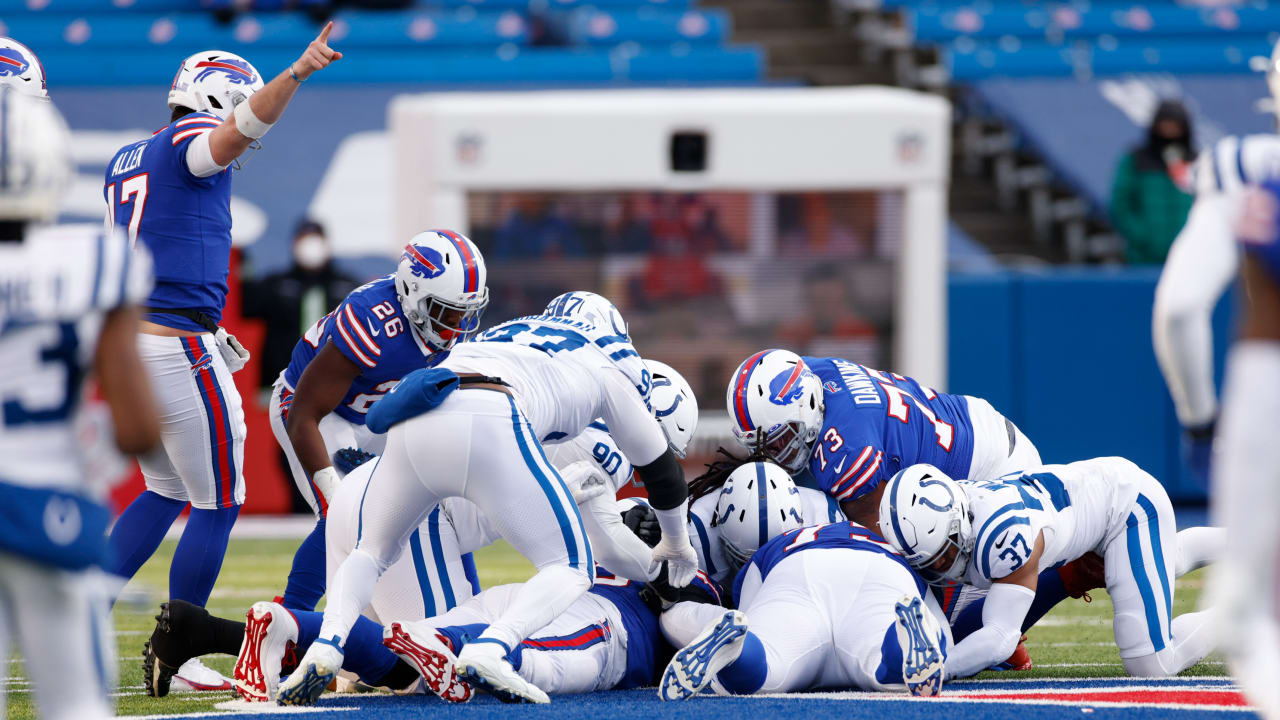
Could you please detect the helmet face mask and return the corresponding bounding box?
[410,291,488,348]
[761,420,815,473]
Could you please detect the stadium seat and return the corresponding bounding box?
[565,8,730,47]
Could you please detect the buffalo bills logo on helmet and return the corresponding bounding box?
[193,57,257,85]
[768,361,809,406]
[0,48,29,77]
[402,243,447,280]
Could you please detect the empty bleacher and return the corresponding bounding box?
[0,0,763,85]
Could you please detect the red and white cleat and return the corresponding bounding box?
[233,601,299,702]
[383,622,472,703]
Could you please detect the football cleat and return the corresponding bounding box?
[142,638,179,698]
[456,640,549,704]
[383,622,472,703]
[895,594,945,697]
[171,657,232,692]
[276,638,343,706]
[659,610,748,701]
[1058,552,1105,601]
[233,602,298,702]
[990,635,1033,672]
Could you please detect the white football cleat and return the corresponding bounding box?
[277,639,343,706]
[383,622,472,703]
[456,639,549,704]
[233,602,298,702]
[894,594,945,697]
[659,609,748,701]
[171,657,232,692]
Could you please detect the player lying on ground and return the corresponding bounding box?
[1152,37,1280,486]
[0,89,160,720]
[726,349,1041,530]
[281,309,698,704]
[880,458,1223,678]
[1209,175,1280,719]
[268,230,488,615]
[104,25,340,691]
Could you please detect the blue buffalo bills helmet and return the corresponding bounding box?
[878,464,973,586]
[394,229,489,350]
[725,349,824,473]
[714,461,804,570]
[168,50,263,121]
[0,39,47,99]
[543,290,629,341]
[644,359,697,458]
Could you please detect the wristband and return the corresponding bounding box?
[289,63,305,83]
[233,99,274,140]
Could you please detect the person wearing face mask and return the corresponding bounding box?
[1109,99,1197,265]
[243,220,358,403]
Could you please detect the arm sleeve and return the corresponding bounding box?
[579,494,653,582]
[944,582,1035,679]
[1152,192,1239,427]
[184,131,230,179]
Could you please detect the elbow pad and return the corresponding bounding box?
[635,449,687,511]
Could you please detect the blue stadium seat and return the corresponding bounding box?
[946,35,1270,79]
[565,8,729,47]
[0,0,200,11]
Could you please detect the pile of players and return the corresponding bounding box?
[0,26,1266,720]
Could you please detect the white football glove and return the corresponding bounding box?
[560,460,609,505]
[312,466,340,505]
[214,327,250,373]
[649,535,699,588]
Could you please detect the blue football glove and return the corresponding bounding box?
[1182,421,1215,490]
[333,447,376,475]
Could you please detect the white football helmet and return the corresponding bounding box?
[0,39,47,99]
[714,461,805,569]
[167,50,263,120]
[645,359,698,458]
[0,88,70,222]
[395,229,489,351]
[1268,38,1280,127]
[878,464,974,586]
[725,349,825,473]
[543,291,629,340]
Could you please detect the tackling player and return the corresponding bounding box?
[880,459,1222,678]
[103,26,341,651]
[0,90,159,720]
[1152,38,1280,485]
[0,38,47,98]
[726,349,1040,528]
[1208,178,1280,718]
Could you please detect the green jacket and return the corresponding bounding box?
[1108,152,1193,265]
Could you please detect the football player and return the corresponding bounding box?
[1208,177,1280,718]
[104,24,343,650]
[726,349,1040,529]
[0,90,159,720]
[1152,39,1280,485]
[880,459,1223,678]
[0,38,47,98]
[279,290,698,704]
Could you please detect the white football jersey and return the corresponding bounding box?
[960,457,1147,588]
[1193,134,1280,198]
[443,314,667,467]
[543,424,635,494]
[0,224,151,493]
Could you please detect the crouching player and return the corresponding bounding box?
[880,458,1223,678]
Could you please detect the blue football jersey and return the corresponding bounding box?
[732,521,923,606]
[1240,179,1280,283]
[104,112,232,332]
[803,357,975,503]
[282,276,439,425]
[591,567,721,689]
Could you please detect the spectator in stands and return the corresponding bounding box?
[243,219,357,400]
[493,194,586,258]
[1108,99,1195,265]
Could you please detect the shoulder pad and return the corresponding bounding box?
[973,505,1036,581]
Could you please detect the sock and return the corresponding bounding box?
[170,505,240,607]
[342,616,399,684]
[374,660,420,691]
[717,631,766,694]
[106,491,185,586]
[948,568,1068,642]
[462,552,481,596]
[1176,526,1225,577]
[282,518,327,611]
[157,599,248,661]
[436,623,489,656]
[291,609,322,650]
[875,622,905,685]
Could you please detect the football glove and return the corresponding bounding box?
[639,564,722,614]
[560,460,609,505]
[650,533,699,588]
[620,504,661,548]
[214,327,250,373]
[333,447,376,475]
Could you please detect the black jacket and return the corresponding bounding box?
[242,263,359,390]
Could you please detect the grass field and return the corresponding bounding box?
[3,537,1223,719]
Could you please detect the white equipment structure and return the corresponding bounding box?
[388,87,951,446]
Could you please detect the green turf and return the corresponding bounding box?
[3,540,1219,719]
